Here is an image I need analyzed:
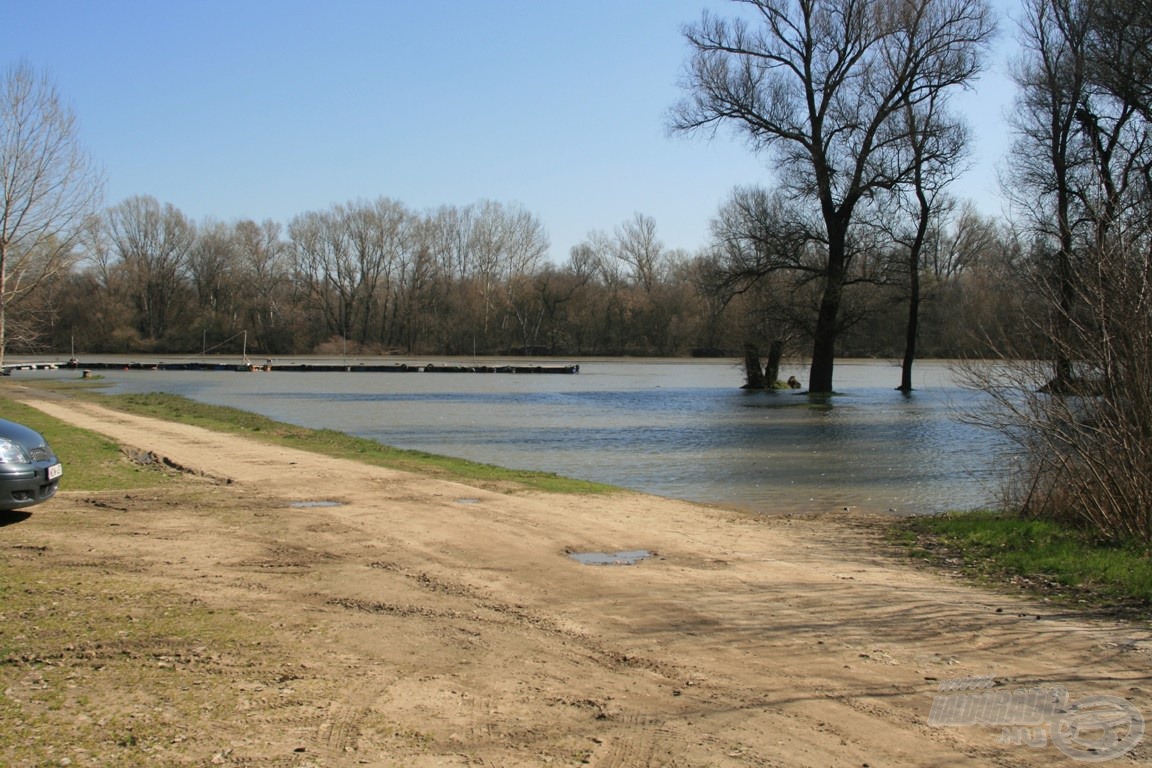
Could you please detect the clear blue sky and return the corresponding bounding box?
[4,0,1020,262]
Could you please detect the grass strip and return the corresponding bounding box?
[891,510,1152,613]
[0,392,176,492]
[12,383,616,495]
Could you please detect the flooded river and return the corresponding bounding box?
[26,356,1006,515]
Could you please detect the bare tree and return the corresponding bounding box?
[604,213,681,352]
[1008,0,1093,391]
[468,200,549,343]
[0,61,103,364]
[234,219,292,352]
[926,201,1002,281]
[708,186,820,291]
[672,0,994,392]
[892,93,970,392]
[188,219,240,345]
[613,212,666,294]
[1010,0,1151,389]
[1085,0,1152,121]
[706,186,819,370]
[391,215,437,353]
[287,208,354,345]
[105,196,195,342]
[975,0,1152,543]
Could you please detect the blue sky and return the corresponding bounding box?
[4,0,1020,262]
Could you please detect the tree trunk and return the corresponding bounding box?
[742,343,766,389]
[765,339,784,386]
[899,284,919,392]
[808,235,848,394]
[809,316,837,393]
[0,241,6,369]
[899,183,930,393]
[1052,245,1076,391]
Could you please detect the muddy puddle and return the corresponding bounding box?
[567,549,652,566]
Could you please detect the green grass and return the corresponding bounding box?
[0,393,175,492]
[9,382,617,495]
[892,510,1152,610]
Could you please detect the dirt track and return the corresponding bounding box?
[3,396,1150,766]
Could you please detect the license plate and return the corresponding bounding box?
[47,463,62,481]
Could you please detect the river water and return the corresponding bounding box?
[25,356,1007,516]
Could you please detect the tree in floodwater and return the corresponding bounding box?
[1007,0,1093,393]
[892,92,970,392]
[704,186,819,386]
[671,0,995,392]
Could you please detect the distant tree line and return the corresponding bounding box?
[4,192,1023,364]
[0,0,1024,373]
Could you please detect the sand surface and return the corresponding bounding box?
[4,395,1150,766]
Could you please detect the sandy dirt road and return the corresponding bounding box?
[3,395,1150,767]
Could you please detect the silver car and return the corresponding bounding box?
[0,418,62,510]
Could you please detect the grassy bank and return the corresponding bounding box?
[2,382,616,495]
[0,394,176,492]
[891,510,1152,615]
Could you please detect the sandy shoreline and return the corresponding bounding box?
[3,395,1149,766]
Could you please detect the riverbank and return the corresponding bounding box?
[893,511,1152,614]
[2,391,1149,766]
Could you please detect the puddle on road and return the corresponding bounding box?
[567,550,653,566]
[288,500,343,508]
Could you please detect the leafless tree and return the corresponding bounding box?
[925,201,1002,281]
[468,200,549,341]
[1008,0,1094,391]
[233,219,292,352]
[288,207,354,345]
[391,216,437,353]
[892,93,970,392]
[0,61,103,363]
[345,197,412,346]
[708,186,820,290]
[671,0,995,392]
[1010,0,1150,385]
[105,196,195,342]
[975,0,1152,543]
[1085,0,1152,121]
[188,219,240,343]
[613,213,666,295]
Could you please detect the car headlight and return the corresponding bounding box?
[0,438,30,464]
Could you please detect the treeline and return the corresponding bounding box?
[10,194,1022,361]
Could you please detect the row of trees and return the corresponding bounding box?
[13,194,1014,363]
[0,0,1023,390]
[0,0,1011,383]
[665,0,1152,544]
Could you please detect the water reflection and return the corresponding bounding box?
[29,357,1003,515]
